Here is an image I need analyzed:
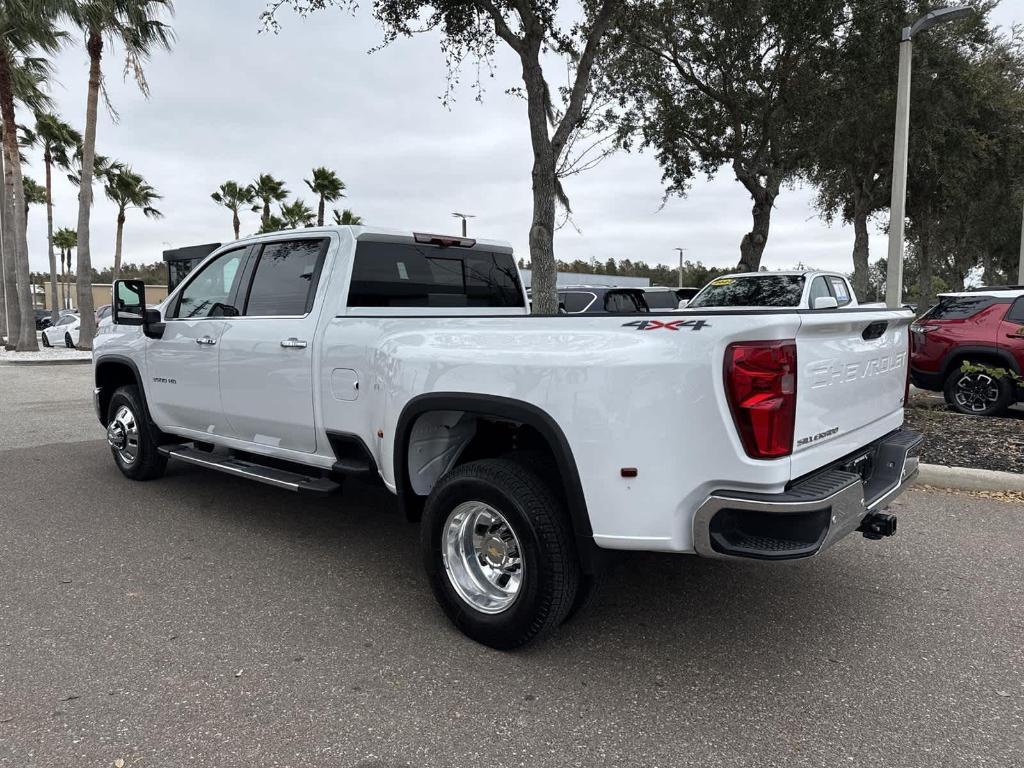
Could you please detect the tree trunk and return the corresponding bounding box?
[232,208,240,240]
[851,202,871,301]
[521,56,559,315]
[317,197,325,227]
[45,149,59,323]
[76,31,103,351]
[262,201,270,227]
[1,131,20,350]
[113,209,125,278]
[0,54,38,351]
[917,226,934,309]
[737,186,775,272]
[0,139,8,345]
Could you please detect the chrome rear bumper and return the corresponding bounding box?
[693,429,923,560]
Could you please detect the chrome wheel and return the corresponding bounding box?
[954,372,1000,413]
[107,405,140,465]
[442,501,524,614]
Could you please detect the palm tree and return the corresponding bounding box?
[71,0,174,351]
[305,167,345,226]
[32,113,81,322]
[251,173,288,228]
[53,226,76,309]
[67,151,122,188]
[332,208,363,225]
[23,176,46,229]
[0,3,64,351]
[279,199,315,229]
[257,213,286,235]
[211,181,254,240]
[104,167,162,278]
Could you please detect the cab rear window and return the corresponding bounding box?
[348,242,525,308]
[689,275,805,308]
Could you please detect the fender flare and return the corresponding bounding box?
[94,354,150,426]
[394,392,599,571]
[941,345,1020,379]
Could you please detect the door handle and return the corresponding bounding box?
[280,337,307,349]
[195,336,217,346]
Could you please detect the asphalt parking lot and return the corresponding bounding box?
[0,364,1021,767]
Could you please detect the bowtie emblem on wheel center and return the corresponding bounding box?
[107,422,127,449]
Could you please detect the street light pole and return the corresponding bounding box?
[451,212,476,237]
[674,247,686,288]
[885,4,975,309]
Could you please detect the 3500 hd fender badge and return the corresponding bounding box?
[623,319,710,331]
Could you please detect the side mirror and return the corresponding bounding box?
[813,296,839,310]
[143,308,165,340]
[677,299,689,309]
[113,280,145,325]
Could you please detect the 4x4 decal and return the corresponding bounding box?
[622,319,710,331]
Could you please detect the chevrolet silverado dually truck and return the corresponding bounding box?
[93,226,922,648]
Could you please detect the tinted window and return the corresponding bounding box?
[828,277,852,305]
[244,240,326,317]
[174,248,246,319]
[809,277,831,307]
[604,290,646,312]
[920,296,1000,321]
[643,291,680,310]
[57,315,75,327]
[561,292,595,313]
[689,275,805,308]
[1006,297,1024,324]
[348,242,524,308]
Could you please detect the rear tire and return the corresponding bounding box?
[64,332,75,349]
[421,458,580,649]
[943,366,1013,416]
[106,385,167,481]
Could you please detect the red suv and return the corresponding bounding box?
[910,288,1024,416]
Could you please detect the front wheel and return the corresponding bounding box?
[41,333,51,348]
[421,458,580,649]
[944,366,1014,416]
[106,385,167,481]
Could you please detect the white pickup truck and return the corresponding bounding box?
[94,226,922,648]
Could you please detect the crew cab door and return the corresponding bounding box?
[217,237,330,453]
[146,246,250,433]
[998,296,1024,373]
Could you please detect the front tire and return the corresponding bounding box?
[421,458,580,649]
[944,366,1014,416]
[41,333,51,348]
[106,385,167,481]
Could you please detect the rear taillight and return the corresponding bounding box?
[725,340,797,459]
[904,326,911,406]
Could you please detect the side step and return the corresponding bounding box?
[158,444,341,495]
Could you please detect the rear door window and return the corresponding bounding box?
[561,291,595,313]
[920,296,1002,321]
[827,277,852,306]
[643,291,679,310]
[243,239,328,317]
[348,241,524,308]
[1005,297,1024,324]
[604,290,646,312]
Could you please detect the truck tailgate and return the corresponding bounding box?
[791,310,913,478]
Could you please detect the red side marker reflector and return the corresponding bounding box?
[620,468,638,478]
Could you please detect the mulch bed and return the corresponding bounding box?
[904,392,1024,474]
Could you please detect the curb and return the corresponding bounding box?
[0,357,91,366]
[918,463,1024,493]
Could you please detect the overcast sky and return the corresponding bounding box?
[22,0,1023,276]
